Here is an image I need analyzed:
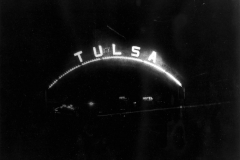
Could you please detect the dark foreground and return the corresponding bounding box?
[1,101,239,160]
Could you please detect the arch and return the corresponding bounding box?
[48,56,182,89]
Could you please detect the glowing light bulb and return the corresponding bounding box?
[88,101,95,107]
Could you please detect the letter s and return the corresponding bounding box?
[131,46,140,57]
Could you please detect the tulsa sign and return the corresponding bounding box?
[48,43,182,89]
[74,44,158,64]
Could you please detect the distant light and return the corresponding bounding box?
[88,101,95,107]
[66,104,74,110]
[143,96,153,101]
[119,96,127,100]
[54,104,75,113]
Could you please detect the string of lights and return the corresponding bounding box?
[49,56,182,89]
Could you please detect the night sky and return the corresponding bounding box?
[1,0,240,159]
[1,0,239,97]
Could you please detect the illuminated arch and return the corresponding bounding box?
[48,56,182,89]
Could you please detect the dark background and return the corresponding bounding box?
[1,0,240,159]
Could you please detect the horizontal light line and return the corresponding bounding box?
[98,101,232,117]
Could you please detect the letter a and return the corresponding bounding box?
[93,45,103,57]
[148,51,157,63]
